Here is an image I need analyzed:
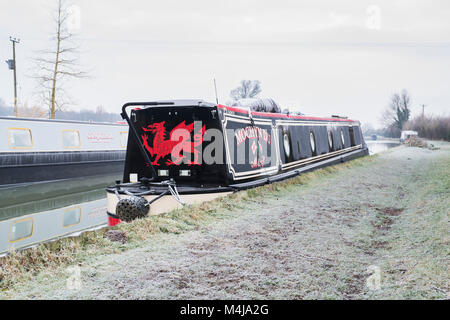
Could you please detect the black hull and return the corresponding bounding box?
[229,147,368,190]
[107,147,368,196]
[0,160,124,187]
[0,150,125,187]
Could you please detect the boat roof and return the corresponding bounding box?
[129,99,216,108]
[128,100,359,123]
[217,105,358,123]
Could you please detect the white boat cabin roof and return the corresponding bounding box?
[0,116,128,153]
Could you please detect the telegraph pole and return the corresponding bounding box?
[421,104,426,118]
[9,37,20,117]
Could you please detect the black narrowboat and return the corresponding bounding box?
[106,99,369,225]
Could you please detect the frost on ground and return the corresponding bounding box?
[6,143,450,299]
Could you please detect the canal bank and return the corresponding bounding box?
[1,142,449,299]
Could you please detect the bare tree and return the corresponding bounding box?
[381,89,412,137]
[361,122,376,136]
[96,105,106,114]
[230,80,262,102]
[33,0,87,119]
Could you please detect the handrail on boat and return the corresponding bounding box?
[120,102,176,181]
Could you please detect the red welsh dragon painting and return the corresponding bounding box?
[141,121,206,166]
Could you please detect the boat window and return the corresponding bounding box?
[119,131,128,148]
[310,131,316,155]
[7,128,33,149]
[9,218,34,242]
[283,133,290,159]
[328,130,334,150]
[63,207,82,227]
[62,130,81,148]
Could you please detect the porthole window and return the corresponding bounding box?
[328,130,334,150]
[9,218,34,242]
[62,130,81,148]
[283,134,290,158]
[7,128,33,149]
[310,131,316,154]
[341,129,345,146]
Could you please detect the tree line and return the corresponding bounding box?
[404,114,450,141]
[361,90,449,141]
[0,100,121,123]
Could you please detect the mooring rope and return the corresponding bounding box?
[114,179,186,207]
[168,184,185,206]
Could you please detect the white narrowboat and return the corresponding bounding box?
[0,117,128,188]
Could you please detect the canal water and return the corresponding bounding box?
[0,140,400,256]
[0,174,120,256]
[366,139,400,155]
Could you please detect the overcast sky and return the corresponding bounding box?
[1,0,449,127]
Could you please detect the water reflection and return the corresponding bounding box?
[0,173,120,209]
[0,194,108,255]
[366,139,400,155]
[0,176,119,256]
[9,218,34,243]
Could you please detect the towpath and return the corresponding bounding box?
[6,142,450,299]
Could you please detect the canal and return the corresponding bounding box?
[366,139,400,155]
[0,174,120,256]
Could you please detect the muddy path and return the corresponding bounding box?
[6,143,450,299]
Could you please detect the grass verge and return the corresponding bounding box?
[367,154,450,299]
